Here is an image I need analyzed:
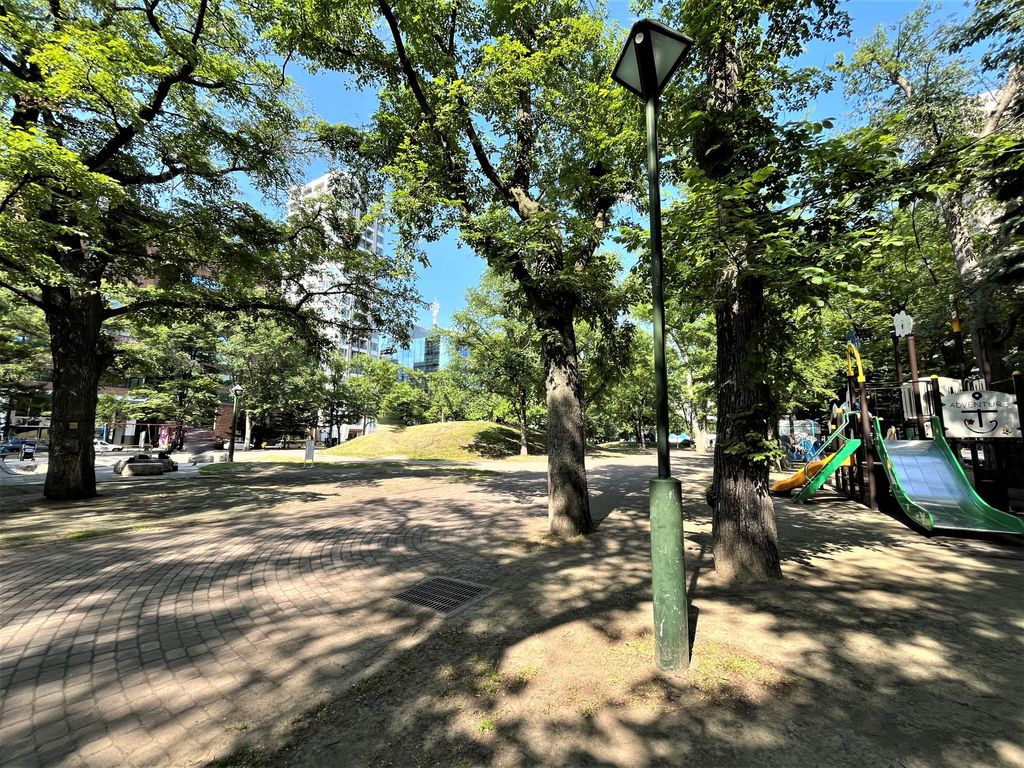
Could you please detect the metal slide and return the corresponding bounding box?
[873,416,1024,535]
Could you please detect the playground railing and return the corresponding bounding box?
[808,412,851,459]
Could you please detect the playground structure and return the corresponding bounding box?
[772,339,1024,536]
[770,413,861,500]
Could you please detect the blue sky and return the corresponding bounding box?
[271,0,965,329]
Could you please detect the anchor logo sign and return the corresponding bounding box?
[961,410,1000,434]
[960,391,1001,435]
[942,389,1021,439]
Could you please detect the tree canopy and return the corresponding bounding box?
[0,0,419,497]
[265,0,641,535]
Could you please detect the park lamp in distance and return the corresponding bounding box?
[231,384,243,398]
[611,18,694,101]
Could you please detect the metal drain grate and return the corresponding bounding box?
[392,577,490,614]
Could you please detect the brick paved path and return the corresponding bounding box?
[0,471,550,767]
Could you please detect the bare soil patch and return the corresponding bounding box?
[211,459,1024,768]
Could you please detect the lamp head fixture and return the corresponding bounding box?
[612,18,693,100]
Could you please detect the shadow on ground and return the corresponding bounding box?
[0,463,499,548]
[2,452,1020,767]
[195,454,1023,768]
[465,427,547,459]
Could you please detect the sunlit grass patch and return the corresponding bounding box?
[197,462,246,476]
[608,629,655,668]
[323,421,545,461]
[503,533,587,552]
[690,640,787,699]
[65,527,123,541]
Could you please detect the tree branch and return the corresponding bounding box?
[376,0,500,210]
[109,165,186,185]
[85,0,209,173]
[0,278,45,309]
[182,75,227,89]
[910,202,941,286]
[102,293,299,320]
[190,0,208,45]
[142,0,163,39]
[109,160,250,186]
[0,174,43,215]
[982,66,1019,137]
[0,51,29,78]
[85,60,197,172]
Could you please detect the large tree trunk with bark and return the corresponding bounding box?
[540,309,593,536]
[700,27,782,582]
[711,275,782,582]
[940,190,1011,384]
[43,291,106,500]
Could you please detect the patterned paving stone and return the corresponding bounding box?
[0,474,545,767]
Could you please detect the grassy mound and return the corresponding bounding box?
[323,421,545,461]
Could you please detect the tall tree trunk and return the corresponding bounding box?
[940,190,1010,384]
[243,410,253,450]
[700,26,782,582]
[43,292,106,500]
[540,310,593,536]
[684,367,708,454]
[518,391,529,456]
[711,275,782,582]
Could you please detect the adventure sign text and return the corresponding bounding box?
[941,391,1020,439]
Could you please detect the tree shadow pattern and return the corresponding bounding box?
[0,453,1020,768]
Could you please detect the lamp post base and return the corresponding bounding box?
[649,477,689,671]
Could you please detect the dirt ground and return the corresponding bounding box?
[207,457,1023,768]
[4,453,1022,767]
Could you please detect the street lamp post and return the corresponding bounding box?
[228,384,243,462]
[613,18,694,672]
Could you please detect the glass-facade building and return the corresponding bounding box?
[383,326,445,377]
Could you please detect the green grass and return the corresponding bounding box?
[323,421,545,461]
[197,462,242,476]
[196,460,303,475]
[66,527,124,541]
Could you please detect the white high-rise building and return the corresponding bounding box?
[288,170,390,441]
[286,170,387,255]
[287,170,385,362]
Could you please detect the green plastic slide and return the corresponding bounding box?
[873,416,1024,535]
[792,437,862,503]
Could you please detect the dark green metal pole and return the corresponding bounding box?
[645,91,688,671]
[646,94,671,480]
